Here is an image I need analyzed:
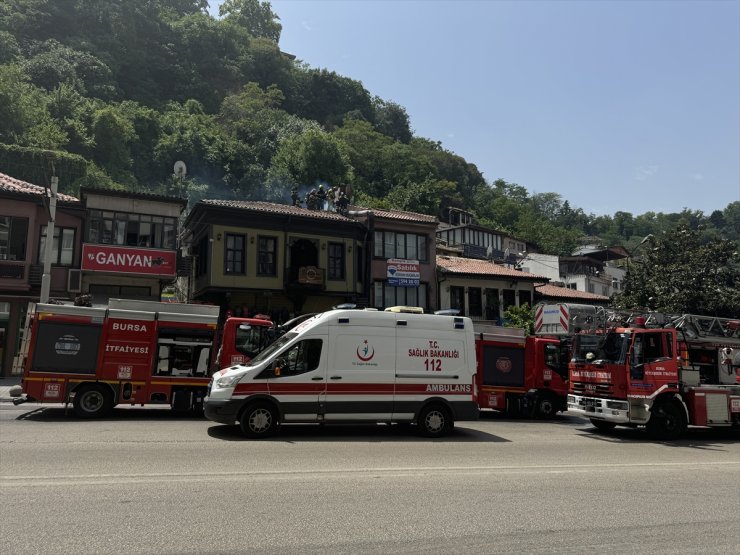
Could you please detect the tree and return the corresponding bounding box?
[372,97,412,143]
[503,304,534,335]
[614,225,740,317]
[266,128,353,201]
[219,0,282,42]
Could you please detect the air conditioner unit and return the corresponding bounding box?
[68,268,82,293]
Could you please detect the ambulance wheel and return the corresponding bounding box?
[418,404,452,438]
[73,385,113,419]
[590,419,616,432]
[534,393,558,419]
[239,403,278,439]
[646,400,686,441]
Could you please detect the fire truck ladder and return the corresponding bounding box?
[11,302,36,376]
[667,314,740,345]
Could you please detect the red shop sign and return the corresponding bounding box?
[82,244,176,277]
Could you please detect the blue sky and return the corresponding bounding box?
[210,0,740,217]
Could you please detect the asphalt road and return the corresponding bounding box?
[1,403,738,555]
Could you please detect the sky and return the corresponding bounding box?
[209,0,740,217]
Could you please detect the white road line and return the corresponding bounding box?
[2,461,738,487]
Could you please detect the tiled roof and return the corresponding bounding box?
[535,283,610,302]
[352,206,438,224]
[436,255,550,281]
[201,199,356,222]
[81,187,186,206]
[0,172,79,202]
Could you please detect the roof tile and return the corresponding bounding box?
[0,172,79,202]
[201,199,357,222]
[436,255,550,281]
[535,283,610,301]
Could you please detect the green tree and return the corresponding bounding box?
[219,0,282,42]
[266,128,353,201]
[503,303,534,335]
[614,225,740,317]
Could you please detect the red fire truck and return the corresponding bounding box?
[12,299,274,417]
[542,303,740,439]
[474,323,569,418]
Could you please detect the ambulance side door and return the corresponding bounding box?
[322,324,396,421]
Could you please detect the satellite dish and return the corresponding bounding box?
[173,161,187,178]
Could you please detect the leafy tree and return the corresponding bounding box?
[385,177,459,215]
[219,0,282,42]
[503,303,534,335]
[372,97,412,143]
[0,31,20,64]
[614,225,740,317]
[266,128,353,201]
[0,64,67,148]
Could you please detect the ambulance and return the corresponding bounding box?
[204,308,479,438]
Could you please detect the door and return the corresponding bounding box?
[266,337,325,422]
[322,325,396,421]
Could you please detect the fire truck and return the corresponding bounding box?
[541,303,740,439]
[474,322,569,418]
[12,299,275,417]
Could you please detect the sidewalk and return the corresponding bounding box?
[0,376,22,402]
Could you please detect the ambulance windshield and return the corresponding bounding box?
[246,332,298,366]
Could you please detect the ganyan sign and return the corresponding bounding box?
[82,245,176,277]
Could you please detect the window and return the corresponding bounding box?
[224,233,245,275]
[195,235,208,278]
[468,287,482,317]
[39,226,76,265]
[373,281,427,310]
[273,339,323,377]
[0,216,28,261]
[373,231,428,262]
[87,210,177,249]
[257,236,277,276]
[450,286,465,315]
[328,242,344,280]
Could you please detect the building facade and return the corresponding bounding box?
[183,200,367,321]
[0,172,85,376]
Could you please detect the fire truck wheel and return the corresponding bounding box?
[417,404,453,438]
[590,419,617,432]
[73,385,113,419]
[239,403,278,439]
[646,400,686,441]
[534,394,558,419]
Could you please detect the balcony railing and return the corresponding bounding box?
[0,262,25,279]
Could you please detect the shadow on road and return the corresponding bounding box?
[575,423,740,450]
[479,410,585,427]
[13,406,205,422]
[207,422,510,443]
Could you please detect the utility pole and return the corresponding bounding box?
[39,176,58,303]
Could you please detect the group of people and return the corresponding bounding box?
[291,184,350,215]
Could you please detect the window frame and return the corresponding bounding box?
[224,233,246,275]
[257,235,277,277]
[38,225,76,265]
[0,216,29,261]
[327,242,345,280]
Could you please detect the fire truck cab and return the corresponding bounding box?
[552,303,740,439]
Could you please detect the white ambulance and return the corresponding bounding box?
[204,308,479,438]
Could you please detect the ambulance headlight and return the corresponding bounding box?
[216,375,241,388]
